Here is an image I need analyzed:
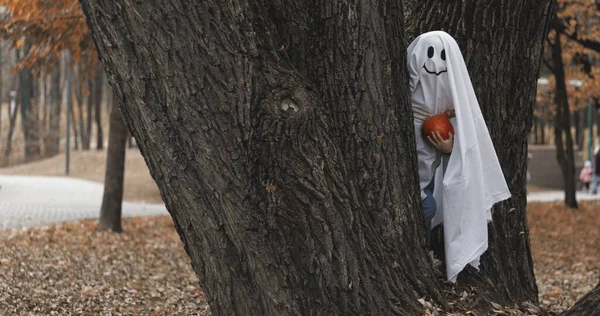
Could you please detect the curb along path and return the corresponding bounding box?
[0,175,167,231]
[1,175,598,231]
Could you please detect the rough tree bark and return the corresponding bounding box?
[81,0,554,315]
[82,1,439,315]
[405,0,555,307]
[94,64,104,150]
[551,31,578,208]
[97,94,127,232]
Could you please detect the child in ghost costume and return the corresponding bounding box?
[408,31,512,282]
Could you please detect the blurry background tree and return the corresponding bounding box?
[531,0,600,208]
[0,0,131,230]
[97,94,127,232]
[0,0,104,165]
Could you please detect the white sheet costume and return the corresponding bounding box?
[408,31,511,282]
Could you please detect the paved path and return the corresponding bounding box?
[0,175,167,231]
[1,174,598,232]
[527,190,600,202]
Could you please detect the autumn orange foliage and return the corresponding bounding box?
[536,0,600,118]
[0,0,98,75]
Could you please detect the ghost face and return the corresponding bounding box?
[421,37,447,77]
[408,32,456,119]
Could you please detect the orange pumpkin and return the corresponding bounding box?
[422,112,455,141]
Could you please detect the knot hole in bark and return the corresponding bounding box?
[280,98,299,113]
[260,66,317,120]
[263,85,314,119]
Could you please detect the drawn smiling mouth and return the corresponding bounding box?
[423,64,447,76]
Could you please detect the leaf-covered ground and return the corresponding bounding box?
[0,217,209,315]
[529,201,600,314]
[0,201,598,314]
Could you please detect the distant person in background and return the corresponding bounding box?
[579,160,593,192]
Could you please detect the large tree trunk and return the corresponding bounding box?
[97,94,127,232]
[81,0,554,314]
[94,64,104,150]
[551,30,578,208]
[405,0,555,307]
[82,1,438,315]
